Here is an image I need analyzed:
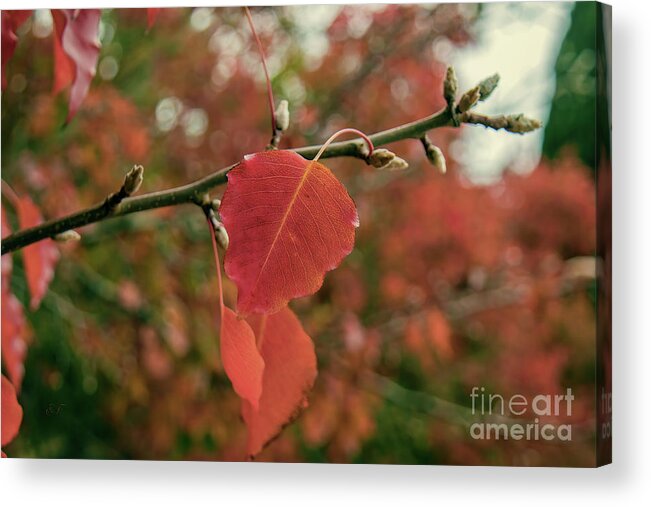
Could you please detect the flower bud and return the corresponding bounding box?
[457,86,481,113]
[210,198,222,212]
[275,100,290,132]
[425,145,447,174]
[367,148,396,168]
[54,230,81,243]
[506,114,542,134]
[379,156,409,172]
[123,165,144,196]
[214,224,229,250]
[443,66,458,106]
[209,214,229,249]
[478,73,500,101]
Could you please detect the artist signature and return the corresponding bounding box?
[45,403,66,416]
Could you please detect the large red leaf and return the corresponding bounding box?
[1,10,32,89]
[209,218,265,410]
[53,9,102,122]
[16,196,59,310]
[242,306,317,458]
[221,150,359,315]
[220,305,264,409]
[1,375,23,453]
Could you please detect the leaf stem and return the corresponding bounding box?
[244,6,276,134]
[207,215,225,310]
[1,179,21,208]
[313,128,374,163]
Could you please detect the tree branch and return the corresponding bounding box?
[1,94,540,255]
[461,111,542,133]
[2,107,450,254]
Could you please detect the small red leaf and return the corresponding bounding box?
[208,217,265,410]
[16,196,59,310]
[51,10,75,95]
[220,305,264,410]
[1,10,32,89]
[147,8,161,29]
[1,292,28,391]
[53,9,102,122]
[242,306,317,458]
[1,375,23,450]
[1,204,29,390]
[221,150,359,315]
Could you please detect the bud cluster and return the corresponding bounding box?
[123,165,144,196]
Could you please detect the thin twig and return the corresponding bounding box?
[244,6,278,147]
[461,111,542,134]
[2,101,539,255]
[2,107,451,254]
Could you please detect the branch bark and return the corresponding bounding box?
[1,103,539,255]
[1,107,454,255]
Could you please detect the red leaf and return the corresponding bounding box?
[147,8,161,29]
[1,205,29,390]
[1,375,23,450]
[53,9,102,122]
[16,196,59,309]
[220,305,264,409]
[1,10,32,89]
[242,307,317,458]
[51,10,75,95]
[208,217,265,410]
[1,292,29,391]
[221,150,359,315]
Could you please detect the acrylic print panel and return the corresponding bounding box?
[1,2,611,467]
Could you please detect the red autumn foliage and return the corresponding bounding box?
[213,172,319,454]
[210,219,264,411]
[1,206,30,391]
[53,10,102,122]
[147,8,161,30]
[1,374,23,457]
[500,158,597,260]
[51,10,75,95]
[405,307,454,371]
[15,195,59,310]
[243,307,317,458]
[1,292,29,391]
[1,10,32,89]
[221,150,358,315]
[3,9,101,121]
[220,305,264,410]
